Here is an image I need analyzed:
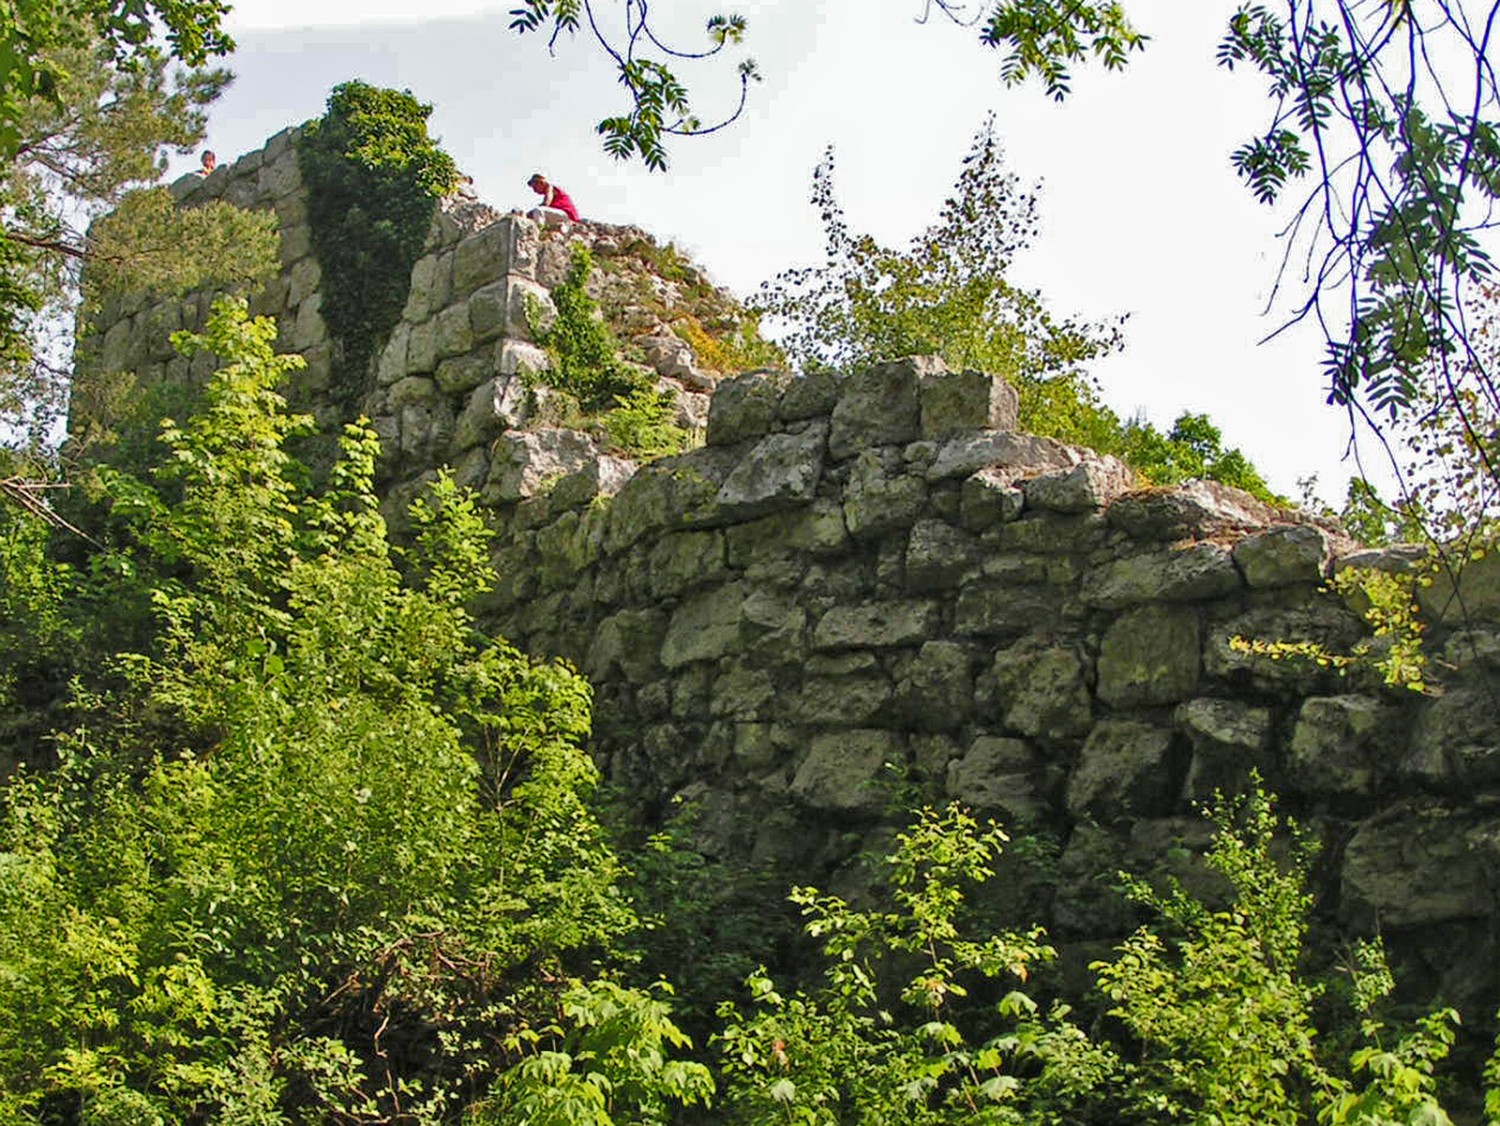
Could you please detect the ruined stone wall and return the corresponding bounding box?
[75,132,1500,1018]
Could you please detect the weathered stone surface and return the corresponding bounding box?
[1203,606,1366,693]
[1097,604,1202,707]
[286,256,321,307]
[715,422,826,518]
[485,428,599,502]
[706,370,792,446]
[844,448,927,540]
[953,583,1060,639]
[451,375,526,452]
[981,639,1092,740]
[813,600,940,650]
[795,674,891,725]
[1176,697,1272,800]
[924,430,1075,482]
[1106,481,1280,540]
[1404,687,1500,790]
[946,736,1039,821]
[435,352,491,396]
[905,519,980,591]
[778,369,840,421]
[828,358,931,459]
[406,318,438,375]
[1082,544,1242,609]
[453,218,531,296]
[661,583,749,668]
[792,729,905,812]
[648,530,728,598]
[919,369,1018,439]
[585,609,666,683]
[1419,550,1500,625]
[890,641,973,730]
[1288,695,1389,797]
[1067,720,1176,822]
[1023,455,1133,514]
[1233,524,1331,587]
[1342,802,1500,928]
[434,301,474,359]
[548,455,637,512]
[960,468,1026,530]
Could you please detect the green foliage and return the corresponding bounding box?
[1122,411,1281,502]
[714,803,1085,1124]
[0,34,227,448]
[979,0,1148,98]
[1231,564,1430,692]
[602,385,693,460]
[535,243,644,410]
[297,80,457,396]
[0,298,656,1120]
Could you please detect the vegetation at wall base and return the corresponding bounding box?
[297,80,457,404]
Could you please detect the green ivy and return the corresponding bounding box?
[534,244,645,411]
[297,80,457,400]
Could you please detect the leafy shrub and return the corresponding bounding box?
[298,81,457,395]
[533,243,645,411]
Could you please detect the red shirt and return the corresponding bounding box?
[545,184,579,221]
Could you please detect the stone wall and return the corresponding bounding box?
[74,132,1500,1019]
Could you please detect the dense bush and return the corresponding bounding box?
[298,81,457,395]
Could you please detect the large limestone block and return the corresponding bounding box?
[484,427,600,502]
[890,641,973,731]
[960,467,1026,530]
[1082,543,1242,609]
[256,150,301,199]
[1176,697,1272,800]
[923,430,1075,482]
[843,448,927,540]
[1403,686,1500,789]
[452,216,537,296]
[715,421,827,519]
[1287,695,1389,797]
[406,318,438,375]
[288,294,326,353]
[1204,605,1366,694]
[794,673,891,726]
[376,323,411,387]
[919,368,1018,438]
[707,370,793,446]
[451,375,528,453]
[548,455,636,513]
[1106,480,1280,541]
[905,519,981,591]
[1023,456,1134,514]
[469,276,554,343]
[497,338,549,377]
[1097,604,1202,707]
[711,665,778,720]
[945,736,1041,823]
[982,640,1092,740]
[953,584,1060,638]
[434,301,474,360]
[435,352,491,396]
[1419,550,1500,625]
[791,729,906,812]
[778,370,841,421]
[278,223,312,264]
[585,608,666,683]
[828,357,934,459]
[661,582,750,668]
[812,600,940,650]
[1233,523,1332,587]
[1341,802,1500,928]
[1066,720,1176,823]
[649,530,729,598]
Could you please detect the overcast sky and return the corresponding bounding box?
[183,0,1389,503]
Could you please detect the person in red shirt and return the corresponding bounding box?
[527,173,580,224]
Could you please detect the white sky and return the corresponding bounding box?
[182,0,1400,503]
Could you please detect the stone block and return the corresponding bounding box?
[794,674,891,725]
[711,666,778,720]
[649,530,728,598]
[828,357,932,459]
[548,454,637,512]
[905,519,980,591]
[919,369,1018,438]
[256,151,301,199]
[983,641,1092,740]
[1176,697,1272,800]
[453,217,533,296]
[1106,480,1281,541]
[953,584,1060,638]
[1066,720,1176,823]
[286,256,321,307]
[406,317,439,375]
[715,422,826,518]
[497,338,549,377]
[1287,695,1388,797]
[1082,543,1242,609]
[791,729,905,812]
[288,294,326,353]
[925,430,1076,482]
[707,370,792,446]
[1023,455,1134,514]
[1419,550,1500,625]
[946,736,1041,823]
[1233,523,1332,587]
[778,369,841,421]
[812,600,940,650]
[843,449,927,540]
[1097,604,1202,707]
[890,641,973,731]
[279,223,312,263]
[484,427,599,502]
[960,468,1026,530]
[585,609,666,683]
[1341,803,1500,929]
[661,582,749,669]
[434,301,474,360]
[376,323,411,387]
[435,352,491,396]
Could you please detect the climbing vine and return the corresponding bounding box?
[297,81,457,397]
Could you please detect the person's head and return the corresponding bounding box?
[527,173,548,196]
[200,150,217,172]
